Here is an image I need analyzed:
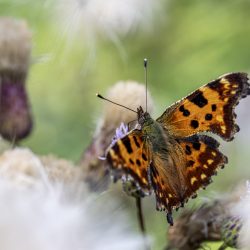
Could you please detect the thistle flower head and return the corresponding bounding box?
[111,122,129,146]
[220,216,242,249]
[0,148,82,187]
[0,148,49,188]
[101,80,154,126]
[99,122,129,161]
[39,155,83,183]
[166,201,224,250]
[166,181,250,250]
[81,81,154,192]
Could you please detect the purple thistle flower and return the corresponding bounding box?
[99,122,129,161]
[111,122,129,146]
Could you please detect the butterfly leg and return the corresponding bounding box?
[166,212,174,226]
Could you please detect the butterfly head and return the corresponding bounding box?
[137,106,152,127]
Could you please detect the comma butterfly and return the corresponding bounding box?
[103,66,250,225]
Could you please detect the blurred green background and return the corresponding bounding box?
[1,0,250,249]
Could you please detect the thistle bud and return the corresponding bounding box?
[166,182,250,250]
[0,17,33,142]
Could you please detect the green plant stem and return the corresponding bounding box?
[218,243,228,250]
[136,197,145,234]
[135,197,151,250]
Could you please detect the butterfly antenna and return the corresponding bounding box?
[96,93,137,113]
[144,58,148,112]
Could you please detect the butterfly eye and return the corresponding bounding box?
[138,116,145,125]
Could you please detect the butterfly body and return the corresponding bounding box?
[138,108,189,211]
[140,111,167,152]
[105,72,250,225]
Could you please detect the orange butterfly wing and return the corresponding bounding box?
[105,72,249,225]
[106,129,151,194]
[149,135,227,213]
[157,73,250,141]
[178,135,228,198]
[150,73,249,219]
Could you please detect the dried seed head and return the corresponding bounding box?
[0,148,48,188]
[40,155,83,183]
[166,201,225,250]
[101,80,153,126]
[0,148,83,188]
[0,17,31,74]
[0,148,145,250]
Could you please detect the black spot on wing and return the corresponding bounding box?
[112,143,124,162]
[190,120,199,129]
[142,153,147,161]
[192,142,201,150]
[179,105,185,112]
[136,159,141,167]
[183,110,190,116]
[107,141,125,167]
[179,105,190,117]
[133,136,140,148]
[121,137,133,154]
[211,104,217,111]
[205,113,213,121]
[112,142,120,153]
[150,165,159,178]
[185,145,192,155]
[187,160,195,167]
[189,90,208,108]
